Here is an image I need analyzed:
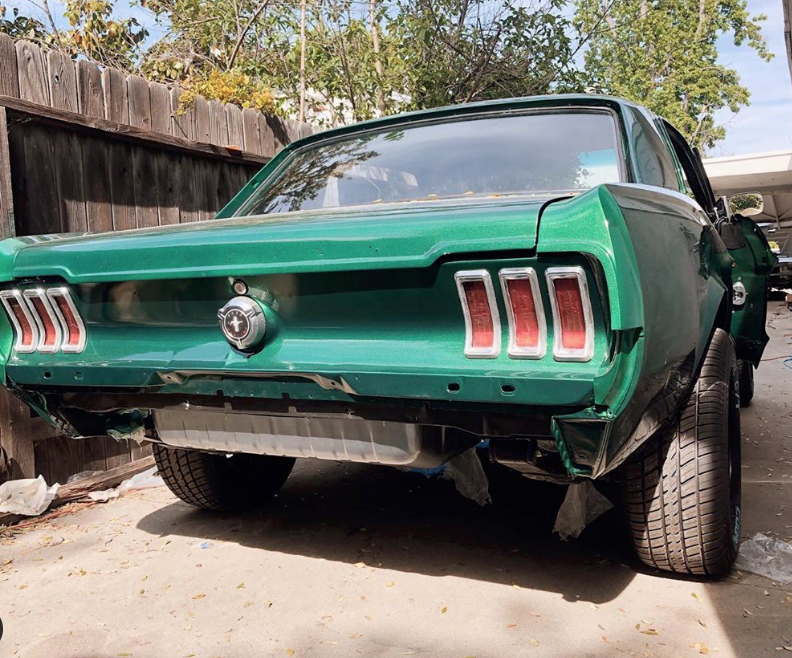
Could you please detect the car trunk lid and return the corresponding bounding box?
[9,198,546,283]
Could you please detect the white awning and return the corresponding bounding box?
[704,149,792,224]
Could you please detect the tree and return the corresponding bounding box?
[0,0,147,71]
[393,0,576,110]
[574,0,773,150]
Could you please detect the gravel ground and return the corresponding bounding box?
[2,303,792,658]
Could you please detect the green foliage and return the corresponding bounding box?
[0,0,774,144]
[729,192,763,215]
[0,6,49,42]
[574,0,773,150]
[392,0,576,110]
[178,69,278,114]
[0,0,147,71]
[60,0,148,70]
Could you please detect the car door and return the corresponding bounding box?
[662,120,777,364]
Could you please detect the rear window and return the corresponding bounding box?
[237,110,624,216]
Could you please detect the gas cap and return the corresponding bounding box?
[218,296,267,350]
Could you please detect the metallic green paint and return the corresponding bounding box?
[728,216,777,364]
[0,94,769,481]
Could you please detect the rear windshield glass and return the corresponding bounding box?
[237,110,623,215]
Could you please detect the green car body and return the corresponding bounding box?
[0,94,774,484]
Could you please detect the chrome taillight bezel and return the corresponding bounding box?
[22,288,63,353]
[545,266,595,362]
[498,267,546,359]
[0,289,39,353]
[46,287,87,353]
[454,269,501,359]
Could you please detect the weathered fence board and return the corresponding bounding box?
[0,34,315,485]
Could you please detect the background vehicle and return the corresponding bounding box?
[0,95,775,576]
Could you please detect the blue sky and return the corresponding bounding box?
[710,0,792,156]
[7,0,790,156]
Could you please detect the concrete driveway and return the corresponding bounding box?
[2,304,792,658]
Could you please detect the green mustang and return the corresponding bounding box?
[0,95,776,576]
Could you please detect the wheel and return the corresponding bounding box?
[153,444,295,512]
[622,328,741,576]
[737,359,754,407]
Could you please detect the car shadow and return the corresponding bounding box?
[137,457,640,604]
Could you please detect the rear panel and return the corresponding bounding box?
[1,254,609,409]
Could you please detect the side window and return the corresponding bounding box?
[655,120,689,194]
[624,107,680,191]
[662,120,717,218]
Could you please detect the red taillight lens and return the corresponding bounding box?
[499,268,545,358]
[463,281,494,347]
[24,291,62,352]
[546,268,593,361]
[455,271,500,357]
[48,288,85,352]
[553,278,586,349]
[1,287,85,354]
[1,292,37,352]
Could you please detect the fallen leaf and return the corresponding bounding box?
[506,624,517,629]
[641,628,659,636]
[512,584,521,590]
[441,607,448,614]
[192,594,205,600]
[691,592,703,603]
[698,619,707,627]
[244,601,254,608]
[529,638,540,646]
[117,654,133,657]
[693,643,709,655]
[353,562,367,568]
[236,583,245,589]
[286,650,295,657]
[386,582,394,587]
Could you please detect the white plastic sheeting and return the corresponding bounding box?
[88,467,164,502]
[441,448,491,506]
[735,533,792,584]
[553,481,613,540]
[0,476,60,516]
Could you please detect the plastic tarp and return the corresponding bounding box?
[0,476,60,516]
[553,481,614,540]
[735,533,792,584]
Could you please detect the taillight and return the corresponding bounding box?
[546,267,594,362]
[47,287,86,353]
[455,270,500,358]
[23,290,62,353]
[499,268,545,358]
[0,286,86,354]
[0,290,38,353]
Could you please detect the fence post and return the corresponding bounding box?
[0,106,34,480]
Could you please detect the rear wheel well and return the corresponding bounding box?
[714,292,732,332]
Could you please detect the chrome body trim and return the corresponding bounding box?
[544,266,595,362]
[454,269,501,358]
[498,267,546,359]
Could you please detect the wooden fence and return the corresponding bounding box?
[0,34,312,485]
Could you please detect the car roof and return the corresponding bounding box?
[295,94,649,146]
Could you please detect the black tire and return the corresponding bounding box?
[622,328,741,576]
[737,359,754,407]
[153,444,295,512]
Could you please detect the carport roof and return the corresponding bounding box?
[704,149,792,224]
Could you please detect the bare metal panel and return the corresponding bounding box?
[153,409,427,465]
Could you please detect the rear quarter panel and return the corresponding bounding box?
[539,184,731,476]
